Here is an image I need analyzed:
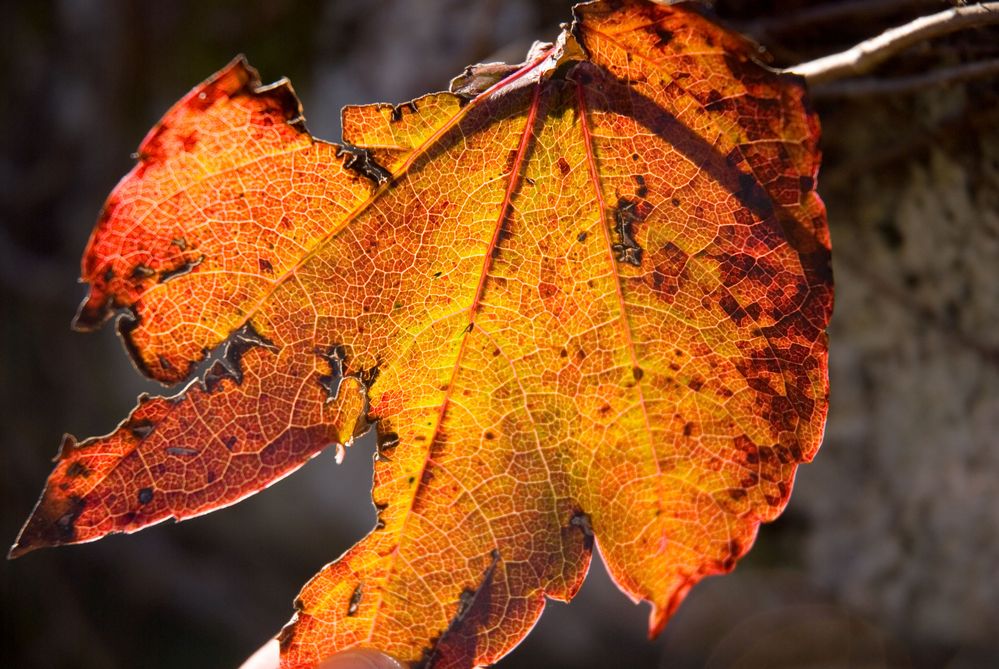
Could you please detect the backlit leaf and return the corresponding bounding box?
[12,1,832,666]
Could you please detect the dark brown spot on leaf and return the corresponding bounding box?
[66,461,90,478]
[612,197,647,266]
[652,26,674,47]
[347,584,363,616]
[129,420,154,440]
[130,264,155,280]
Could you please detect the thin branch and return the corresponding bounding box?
[812,57,999,98]
[785,2,999,85]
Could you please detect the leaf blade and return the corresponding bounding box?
[15,2,832,668]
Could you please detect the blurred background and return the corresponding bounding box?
[2,1,998,667]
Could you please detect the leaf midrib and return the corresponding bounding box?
[361,82,546,644]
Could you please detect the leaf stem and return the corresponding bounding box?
[785,1,999,85]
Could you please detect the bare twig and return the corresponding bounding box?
[812,58,999,98]
[786,2,999,85]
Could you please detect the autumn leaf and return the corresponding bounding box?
[11,1,832,667]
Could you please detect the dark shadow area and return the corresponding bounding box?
[2,1,998,668]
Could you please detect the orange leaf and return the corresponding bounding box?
[11,1,832,667]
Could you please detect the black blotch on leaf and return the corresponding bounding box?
[357,362,380,389]
[65,461,90,478]
[53,496,87,542]
[612,197,645,266]
[129,420,154,440]
[376,431,399,461]
[634,174,648,197]
[391,100,418,122]
[337,144,391,185]
[318,345,347,402]
[347,584,363,616]
[652,26,674,47]
[130,264,155,280]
